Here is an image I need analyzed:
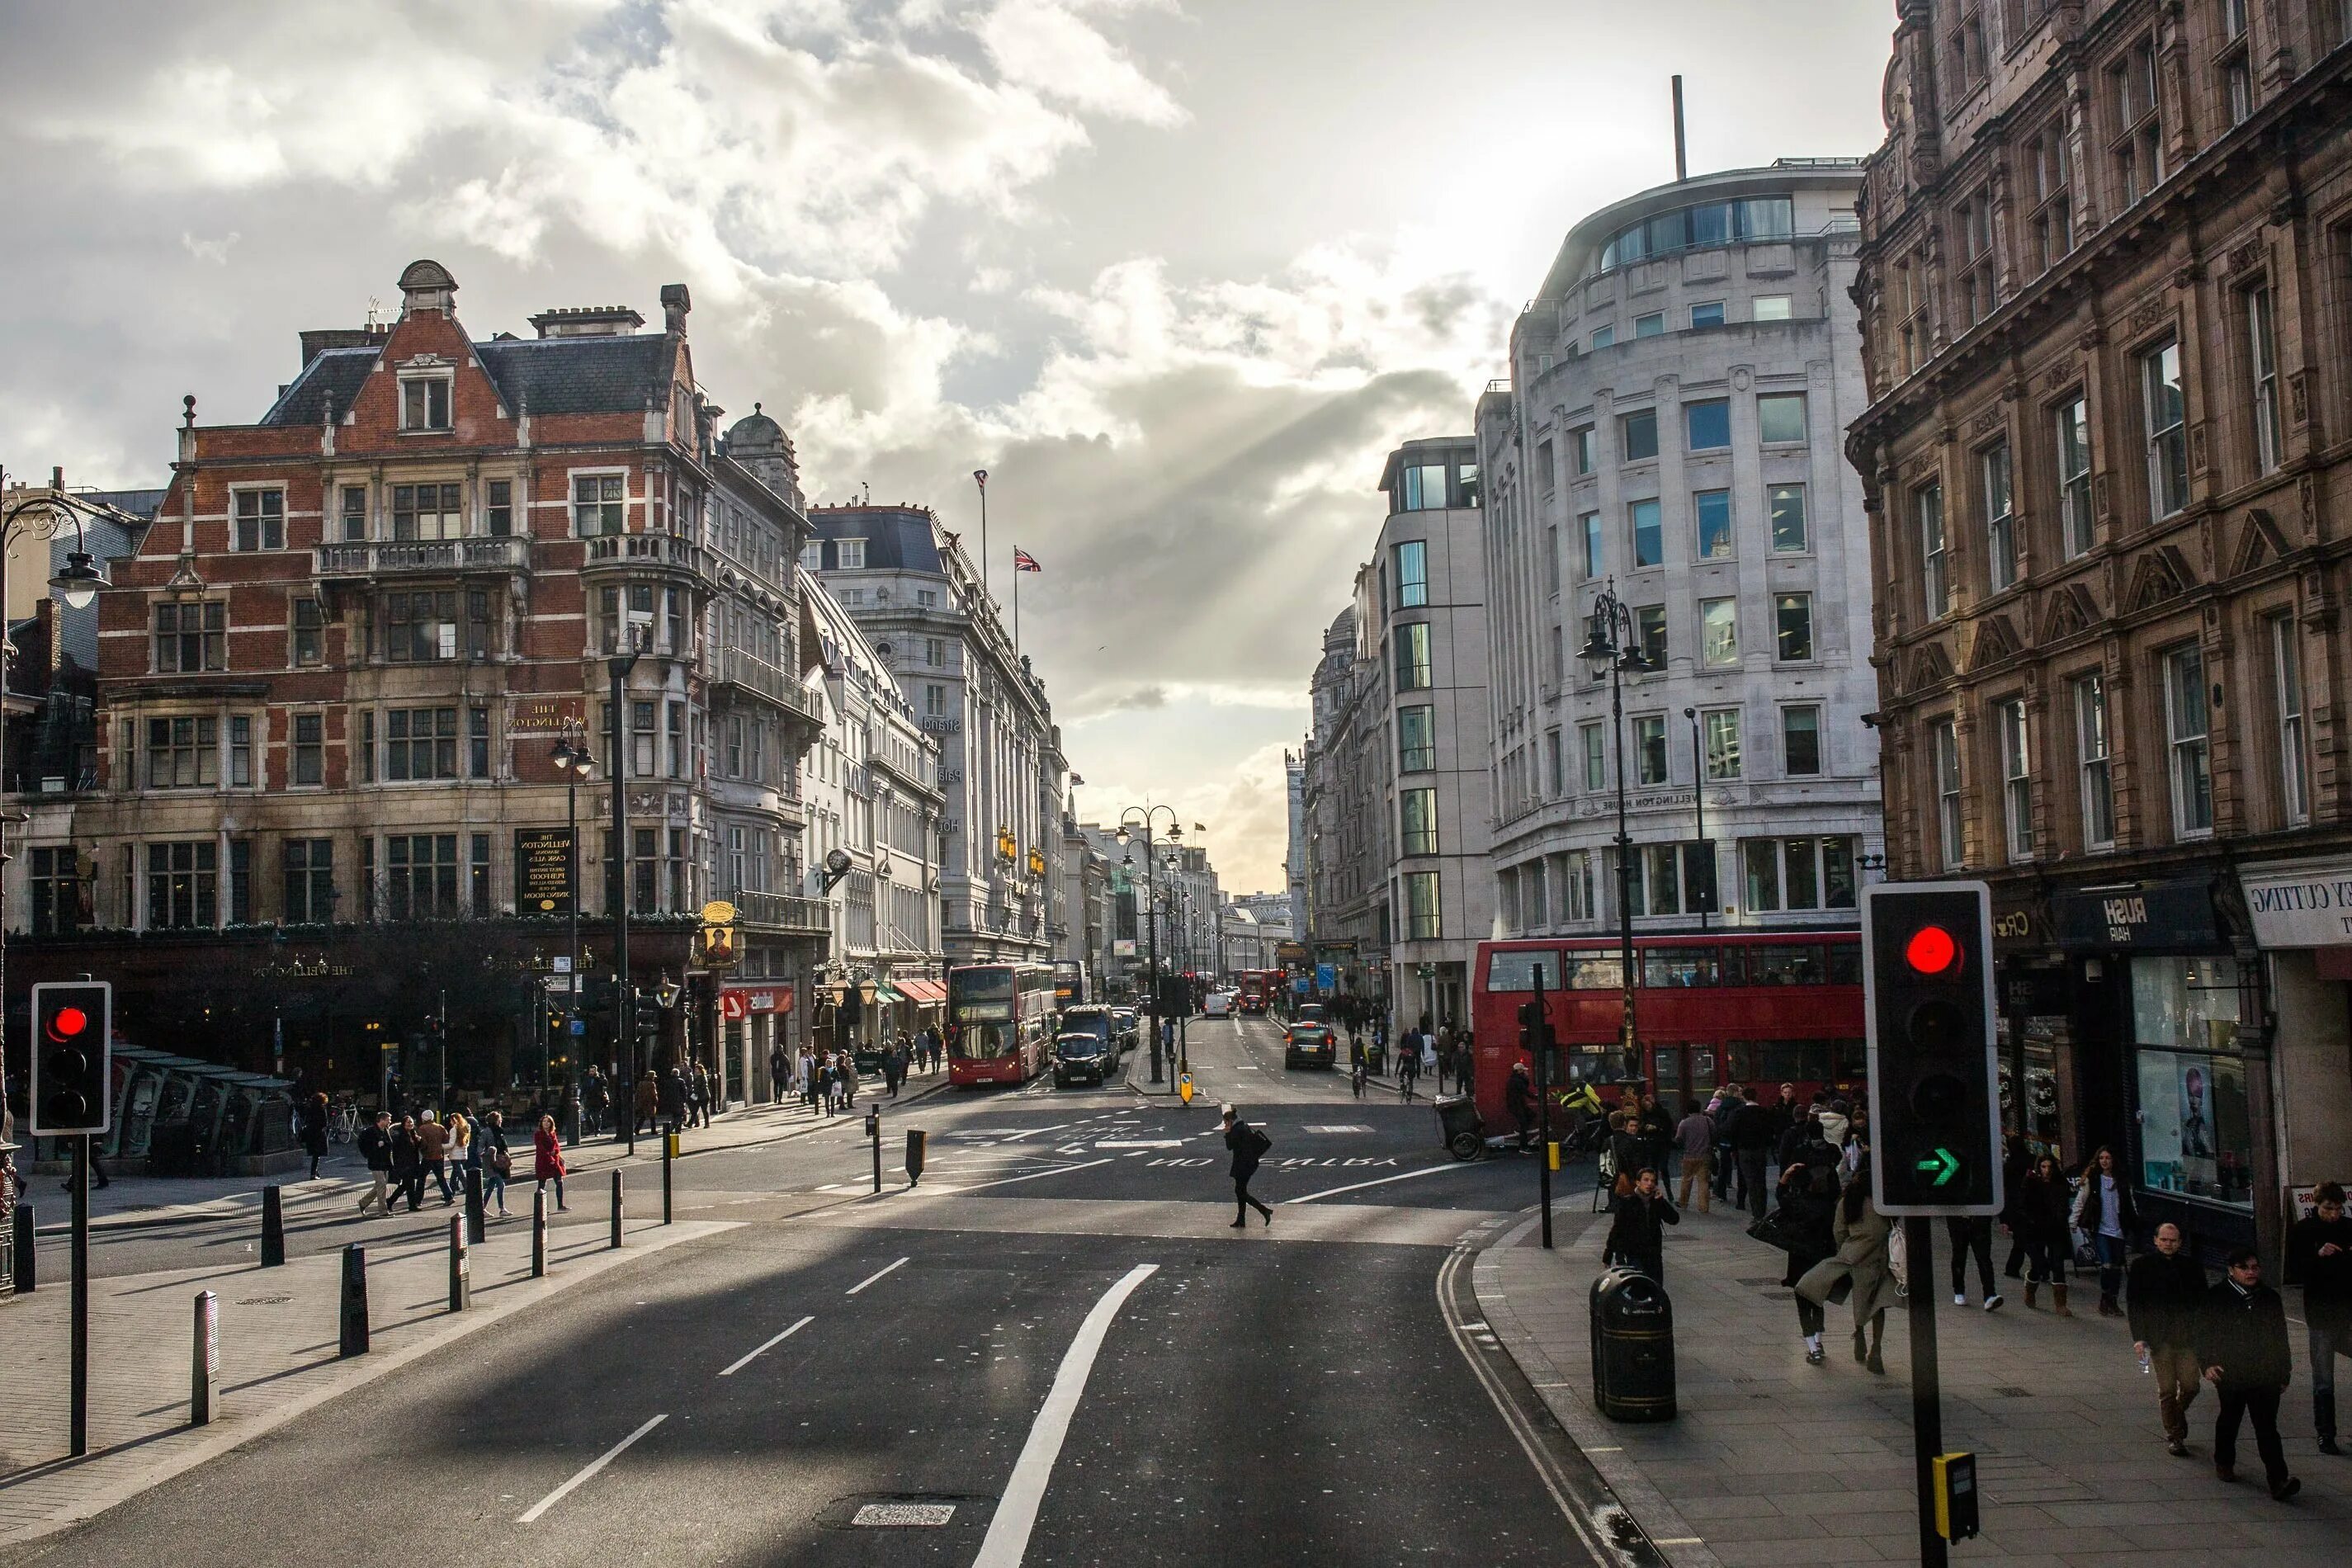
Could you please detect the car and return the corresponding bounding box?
[1058,1005,1124,1064]
[1110,1007,1141,1050]
[1053,1032,1113,1088]
[1202,989,1235,1018]
[1295,1003,1329,1026]
[1283,1023,1338,1070]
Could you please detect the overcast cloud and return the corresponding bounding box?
[0,0,1895,892]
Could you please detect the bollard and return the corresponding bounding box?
[447,1215,471,1311]
[465,1164,485,1245]
[905,1127,927,1188]
[531,1187,548,1278]
[12,1199,33,1294]
[260,1184,286,1268]
[867,1105,881,1194]
[191,1290,220,1425]
[661,1135,673,1226]
[338,1244,370,1357]
[609,1169,624,1249]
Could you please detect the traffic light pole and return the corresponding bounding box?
[1533,969,1554,1251]
[1906,1216,1947,1568]
[70,1135,88,1457]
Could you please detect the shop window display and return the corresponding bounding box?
[2130,956,2253,1210]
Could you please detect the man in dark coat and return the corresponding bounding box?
[2287,1180,2351,1454]
[1504,1062,1537,1151]
[2195,1248,2301,1500]
[2128,1221,2208,1456]
[1221,1104,1272,1228]
[1728,1096,1777,1219]
[388,1114,425,1212]
[355,1111,393,1217]
[659,1068,687,1134]
[1604,1167,1679,1282]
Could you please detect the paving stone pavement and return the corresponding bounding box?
[0,1211,733,1547]
[1474,1197,2352,1568]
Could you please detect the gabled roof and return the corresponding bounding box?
[257,333,681,427]
[262,347,377,426]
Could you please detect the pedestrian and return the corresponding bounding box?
[390,1113,426,1212]
[533,1112,569,1212]
[1455,1028,1476,1095]
[634,1070,660,1136]
[2072,1145,2137,1316]
[1505,1061,1537,1153]
[1728,1093,1775,1219]
[842,1053,861,1109]
[659,1066,687,1133]
[1397,1043,1419,1103]
[2128,1220,2208,1457]
[1674,1098,1714,1213]
[1710,1085,1742,1202]
[1797,1177,1900,1374]
[2197,1247,2301,1500]
[1774,1142,1841,1363]
[355,1111,393,1217]
[1350,1053,1367,1100]
[1945,1213,2001,1310]
[415,1110,452,1206]
[2286,1179,2351,1455]
[582,1066,608,1135]
[1221,1104,1273,1227]
[768,1046,788,1104]
[1767,1082,1800,1144]
[2019,1154,2076,1315]
[300,1091,330,1180]
[476,1109,512,1218]
[1999,1134,2033,1280]
[1605,1167,1679,1282]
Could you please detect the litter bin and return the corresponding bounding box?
[1589,1267,1676,1422]
[1433,1094,1483,1161]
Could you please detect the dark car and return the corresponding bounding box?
[1109,1008,1142,1051]
[1054,1032,1113,1089]
[1284,1023,1338,1070]
[1059,1006,1125,1065]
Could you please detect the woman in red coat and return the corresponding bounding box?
[533,1112,568,1212]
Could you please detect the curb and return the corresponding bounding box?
[1466,1207,1726,1568]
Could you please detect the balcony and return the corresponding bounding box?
[581,531,715,587]
[732,888,830,933]
[716,648,825,725]
[314,536,531,578]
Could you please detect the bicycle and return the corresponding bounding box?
[327,1099,361,1145]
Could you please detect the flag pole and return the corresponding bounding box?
[1013,559,1020,651]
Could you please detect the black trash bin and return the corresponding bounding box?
[1589,1267,1676,1422]
[1433,1094,1483,1161]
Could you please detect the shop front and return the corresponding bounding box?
[1991,888,2071,1164]
[719,983,793,1100]
[2052,876,2263,1263]
[2232,857,2352,1261]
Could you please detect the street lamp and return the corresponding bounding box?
[608,621,649,1154]
[1117,806,1180,1084]
[551,726,596,1141]
[1580,580,1651,1086]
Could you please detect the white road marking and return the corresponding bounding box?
[718,1316,814,1377]
[1303,1125,1373,1134]
[1094,1140,1183,1149]
[971,1263,1159,1568]
[886,1157,1115,1197]
[997,1124,1074,1142]
[1280,1162,1477,1205]
[516,1413,668,1522]
[846,1256,910,1295]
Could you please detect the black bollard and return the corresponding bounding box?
[905,1127,927,1188]
[338,1244,370,1357]
[609,1169,624,1249]
[191,1290,220,1426]
[260,1184,286,1268]
[867,1106,881,1193]
[447,1215,471,1311]
[662,1134,673,1226]
[531,1186,547,1278]
[465,1165,485,1245]
[12,1199,34,1294]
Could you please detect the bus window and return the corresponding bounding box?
[1747,944,1826,985]
[1834,1038,1867,1080]
[1655,1044,1683,1093]
[1827,943,1863,985]
[1641,949,1718,988]
[1564,955,1626,989]
[1718,947,1745,985]
[1486,950,1562,992]
[1689,1047,1720,1091]
[950,1023,1007,1059]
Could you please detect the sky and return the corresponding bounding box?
[0,0,1897,894]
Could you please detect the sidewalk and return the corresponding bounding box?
[1474,1200,2351,1568]
[0,1210,733,1547]
[28,1072,951,1234]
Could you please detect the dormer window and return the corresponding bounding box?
[838,539,867,569]
[401,375,452,432]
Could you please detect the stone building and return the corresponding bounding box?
[7,261,834,1109]
[1848,1,2352,1262]
[1475,160,1885,1014]
[1301,606,1391,1015]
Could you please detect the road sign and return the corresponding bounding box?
[1863,881,2001,1216]
[1315,962,1336,992]
[569,1018,587,1036]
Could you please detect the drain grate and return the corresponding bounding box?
[853,1504,956,1528]
[236,1296,291,1306]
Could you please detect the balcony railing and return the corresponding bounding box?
[582,531,713,579]
[732,888,829,933]
[314,536,531,576]
[718,648,824,724]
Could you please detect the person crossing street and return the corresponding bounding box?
[1221,1104,1272,1228]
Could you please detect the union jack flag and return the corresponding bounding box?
[1013,547,1041,573]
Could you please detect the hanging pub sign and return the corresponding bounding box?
[514,828,573,917]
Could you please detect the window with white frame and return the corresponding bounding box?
[1918,482,1948,617]
[2110,35,2164,205]
[1699,597,1738,667]
[146,716,217,788]
[2142,339,2188,518]
[400,375,451,432]
[391,483,463,541]
[2057,396,2094,557]
[155,601,225,673]
[2270,612,2309,826]
[1983,440,2016,590]
[2163,642,2213,837]
[2075,674,2115,849]
[2247,283,2281,475]
[1934,719,1964,870]
[232,488,285,551]
[1998,698,2033,862]
[1769,484,1807,552]
[573,474,626,536]
[838,538,867,569]
[1703,708,1741,780]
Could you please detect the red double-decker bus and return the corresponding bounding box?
[947,963,1058,1087]
[1469,933,1867,1131]
[1235,970,1282,1015]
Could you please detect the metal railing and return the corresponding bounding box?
[314,536,531,575]
[731,888,829,932]
[719,648,824,723]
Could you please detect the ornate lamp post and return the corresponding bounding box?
[1580,580,1652,1085]
[551,725,595,1140]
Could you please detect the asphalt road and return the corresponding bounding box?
[7,1014,1611,1566]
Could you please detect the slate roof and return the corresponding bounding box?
[258,333,679,427]
[804,507,943,574]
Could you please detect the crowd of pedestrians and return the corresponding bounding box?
[1587,1080,2346,1506]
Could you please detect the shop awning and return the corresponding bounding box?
[873,983,908,1004]
[897,976,947,1004]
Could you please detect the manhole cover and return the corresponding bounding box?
[854,1504,956,1528]
[237,1296,292,1306]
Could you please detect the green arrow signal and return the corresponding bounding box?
[1915,1147,1961,1186]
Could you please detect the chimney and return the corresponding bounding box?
[300,324,391,366]
[660,283,692,336]
[528,305,647,339]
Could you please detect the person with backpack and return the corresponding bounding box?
[1221,1104,1273,1228]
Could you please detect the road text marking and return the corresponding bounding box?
[719,1316,814,1377]
[516,1413,668,1522]
[972,1263,1159,1568]
[847,1256,911,1295]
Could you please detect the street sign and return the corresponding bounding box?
[569,1018,587,1036]
[1863,881,2001,1216]
[1315,962,1336,992]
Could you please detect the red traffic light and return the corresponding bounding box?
[1904,925,1960,975]
[46,1005,90,1041]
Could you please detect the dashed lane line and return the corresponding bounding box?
[717,1316,815,1377]
[516,1413,668,1522]
[845,1256,910,1295]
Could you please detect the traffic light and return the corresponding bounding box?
[1863,881,2001,1215]
[31,980,112,1136]
[632,988,665,1037]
